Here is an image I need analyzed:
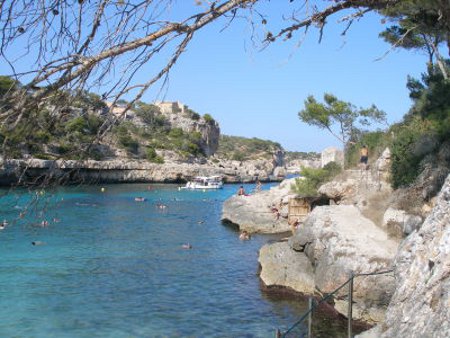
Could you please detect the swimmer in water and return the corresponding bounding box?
[239,230,250,241]
[182,243,192,249]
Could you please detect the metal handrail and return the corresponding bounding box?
[278,269,394,338]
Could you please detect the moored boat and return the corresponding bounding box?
[181,176,223,190]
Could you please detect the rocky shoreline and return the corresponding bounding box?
[221,149,450,337]
[0,157,286,186]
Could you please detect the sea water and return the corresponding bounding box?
[0,183,343,337]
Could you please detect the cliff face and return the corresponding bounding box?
[157,104,220,156]
[378,174,450,338]
[0,158,283,185]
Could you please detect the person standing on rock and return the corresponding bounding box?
[360,145,369,170]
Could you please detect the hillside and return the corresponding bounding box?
[0,80,220,163]
[215,135,283,161]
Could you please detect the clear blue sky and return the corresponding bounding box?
[143,5,427,152]
[0,2,428,152]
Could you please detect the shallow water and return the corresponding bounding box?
[0,183,317,337]
[0,182,365,337]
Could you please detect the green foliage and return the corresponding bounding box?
[72,91,107,111]
[168,128,184,138]
[0,76,18,96]
[390,117,436,188]
[134,101,167,128]
[217,135,282,161]
[345,131,389,168]
[64,114,102,135]
[389,62,449,188]
[185,108,200,120]
[298,93,386,146]
[323,161,343,178]
[285,151,320,161]
[114,123,139,153]
[0,82,209,161]
[379,0,449,70]
[231,151,245,161]
[146,147,164,163]
[203,113,215,124]
[291,162,342,197]
[65,117,87,134]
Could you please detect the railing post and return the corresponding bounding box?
[348,271,354,338]
[308,297,313,338]
[275,328,281,338]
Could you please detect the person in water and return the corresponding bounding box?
[239,230,250,240]
[255,179,262,192]
[237,186,245,196]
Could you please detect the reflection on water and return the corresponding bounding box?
[0,183,357,337]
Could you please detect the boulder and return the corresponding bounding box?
[289,205,399,323]
[382,207,423,238]
[258,241,315,294]
[221,178,297,234]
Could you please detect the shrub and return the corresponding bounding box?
[65,117,87,133]
[203,113,215,124]
[146,147,164,163]
[390,117,435,188]
[291,161,342,197]
[118,134,139,153]
[231,151,245,161]
[345,131,388,168]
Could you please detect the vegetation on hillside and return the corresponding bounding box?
[291,162,342,197]
[216,135,282,161]
[0,82,210,162]
[285,151,320,162]
[317,61,450,191]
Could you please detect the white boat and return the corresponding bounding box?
[181,176,223,190]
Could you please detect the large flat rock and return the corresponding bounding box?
[221,178,297,233]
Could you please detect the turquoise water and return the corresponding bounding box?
[0,183,310,337]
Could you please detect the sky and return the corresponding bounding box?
[0,1,429,152]
[141,2,427,152]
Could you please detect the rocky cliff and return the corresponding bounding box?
[157,105,220,156]
[369,173,450,338]
[0,157,284,185]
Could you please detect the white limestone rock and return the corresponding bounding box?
[379,174,450,338]
[221,178,297,234]
[258,241,315,294]
[289,205,399,323]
